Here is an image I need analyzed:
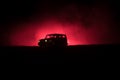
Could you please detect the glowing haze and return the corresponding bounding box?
[10,19,87,46]
[9,3,115,46]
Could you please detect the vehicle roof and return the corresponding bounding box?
[46,33,66,36]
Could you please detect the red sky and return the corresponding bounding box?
[0,1,119,46]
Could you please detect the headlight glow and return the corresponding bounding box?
[45,40,47,42]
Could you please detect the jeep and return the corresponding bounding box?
[38,34,68,47]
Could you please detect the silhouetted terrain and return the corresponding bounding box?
[0,45,118,64]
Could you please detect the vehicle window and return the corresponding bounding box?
[45,34,66,39]
[62,35,65,38]
[59,36,62,38]
[46,35,50,39]
[50,35,55,38]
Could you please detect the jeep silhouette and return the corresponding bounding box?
[38,34,68,47]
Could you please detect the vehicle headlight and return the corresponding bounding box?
[45,40,47,42]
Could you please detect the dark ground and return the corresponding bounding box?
[0,45,118,64]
